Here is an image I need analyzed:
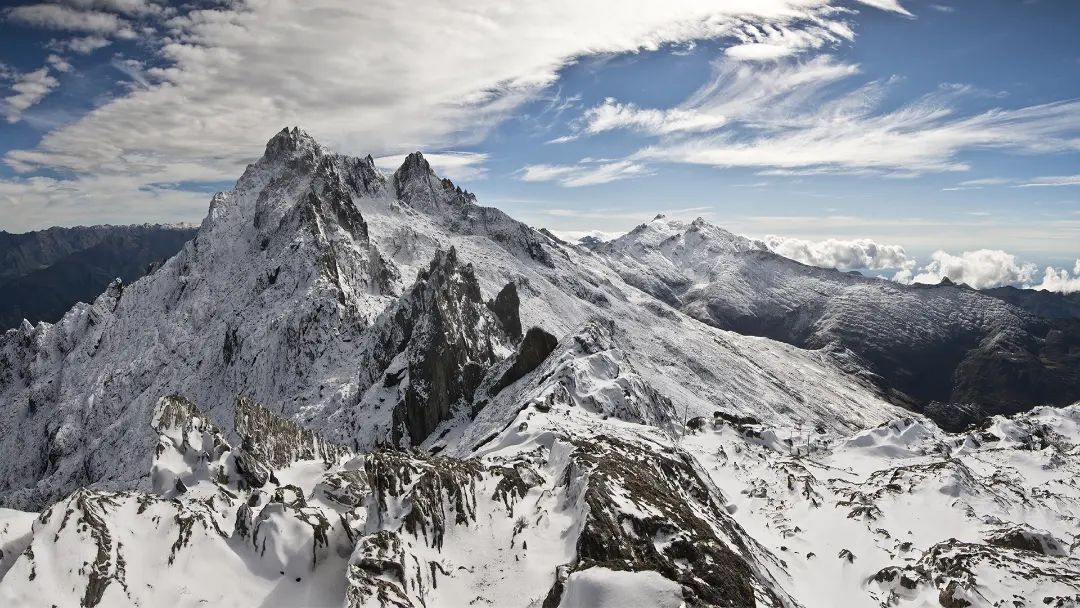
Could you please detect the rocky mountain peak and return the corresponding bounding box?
[261,126,322,164]
[393,151,477,211]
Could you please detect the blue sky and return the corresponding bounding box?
[1,0,1079,289]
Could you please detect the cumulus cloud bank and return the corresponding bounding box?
[763,235,1078,293]
[1031,260,1080,294]
[895,249,1037,290]
[762,235,911,270]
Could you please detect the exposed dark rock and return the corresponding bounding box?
[314,470,369,509]
[233,396,350,488]
[393,152,476,212]
[486,282,522,340]
[921,402,987,432]
[986,525,1066,556]
[343,247,516,447]
[490,326,559,396]
[365,451,482,550]
[599,220,1080,425]
[542,435,782,608]
[983,285,1080,320]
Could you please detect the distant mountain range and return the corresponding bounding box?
[982,284,1080,320]
[0,225,195,330]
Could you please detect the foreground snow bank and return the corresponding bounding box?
[559,567,684,608]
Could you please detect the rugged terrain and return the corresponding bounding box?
[594,217,1080,427]
[0,224,195,330]
[0,128,1078,607]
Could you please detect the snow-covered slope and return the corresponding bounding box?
[0,128,901,511]
[596,215,1080,427]
[680,405,1080,607]
[2,128,1077,607]
[4,374,1080,606]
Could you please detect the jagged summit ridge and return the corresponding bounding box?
[0,127,910,512]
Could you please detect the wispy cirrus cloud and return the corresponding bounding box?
[520,159,651,187]
[551,47,1080,179]
[1016,175,1080,188]
[553,98,729,141]
[630,77,1080,175]
[942,177,1013,191]
[553,56,859,143]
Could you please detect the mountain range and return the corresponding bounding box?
[0,224,196,330]
[0,128,1078,608]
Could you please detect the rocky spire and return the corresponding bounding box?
[392,151,477,211]
[261,126,322,163]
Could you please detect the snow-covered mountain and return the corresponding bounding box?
[1,128,1078,607]
[596,216,1080,428]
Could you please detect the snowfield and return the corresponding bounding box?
[1,128,1078,607]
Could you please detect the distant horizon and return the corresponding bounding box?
[1,1,1078,291]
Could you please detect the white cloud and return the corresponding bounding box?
[856,0,913,16]
[929,4,955,13]
[4,4,136,37]
[723,17,858,62]
[762,235,910,270]
[46,54,73,73]
[961,177,1011,186]
[3,67,60,123]
[1016,175,1080,188]
[941,177,1013,191]
[553,45,1080,178]
[373,151,490,182]
[1030,260,1080,294]
[3,0,914,228]
[520,160,651,187]
[62,0,162,17]
[54,34,112,54]
[573,98,729,138]
[895,249,1037,289]
[548,229,627,243]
